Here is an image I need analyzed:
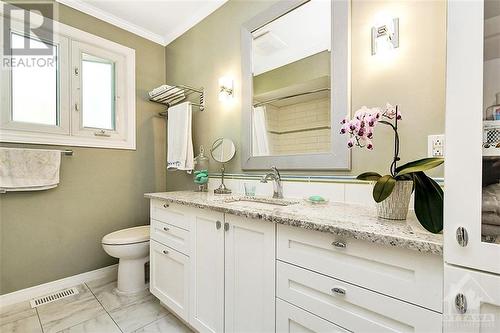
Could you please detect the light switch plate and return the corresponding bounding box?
[428,135,445,157]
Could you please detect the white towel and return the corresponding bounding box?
[167,102,194,172]
[149,85,186,105]
[0,147,61,192]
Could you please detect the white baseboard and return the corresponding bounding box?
[0,264,118,309]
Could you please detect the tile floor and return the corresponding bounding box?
[0,276,193,333]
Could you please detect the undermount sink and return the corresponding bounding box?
[223,196,299,207]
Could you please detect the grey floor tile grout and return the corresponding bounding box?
[84,281,124,333]
[131,312,171,333]
[35,307,45,333]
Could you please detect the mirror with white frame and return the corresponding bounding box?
[241,0,350,170]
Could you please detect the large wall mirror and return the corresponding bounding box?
[241,0,350,170]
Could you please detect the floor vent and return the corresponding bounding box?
[30,287,79,308]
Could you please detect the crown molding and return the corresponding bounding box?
[55,0,167,45]
[163,0,228,45]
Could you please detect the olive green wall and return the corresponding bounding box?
[0,2,166,294]
[165,0,446,190]
[253,51,330,95]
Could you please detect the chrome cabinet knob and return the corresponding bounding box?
[162,250,169,255]
[332,241,346,248]
[216,221,222,230]
[224,222,229,231]
[456,227,468,247]
[163,227,169,232]
[163,203,169,208]
[332,287,346,295]
[455,293,467,314]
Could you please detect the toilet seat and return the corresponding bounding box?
[102,225,150,245]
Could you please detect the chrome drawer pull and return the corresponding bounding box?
[331,287,346,295]
[163,227,169,232]
[331,241,346,248]
[456,227,468,247]
[455,293,467,314]
[162,250,169,255]
[163,203,169,208]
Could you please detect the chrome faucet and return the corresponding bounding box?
[261,166,283,199]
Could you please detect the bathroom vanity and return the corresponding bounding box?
[145,191,443,333]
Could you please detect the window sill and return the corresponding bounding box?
[0,129,136,150]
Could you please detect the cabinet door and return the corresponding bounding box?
[276,298,348,333]
[189,209,225,333]
[444,265,500,333]
[224,215,275,333]
[445,0,500,273]
[150,240,189,321]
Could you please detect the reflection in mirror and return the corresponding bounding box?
[210,138,236,163]
[251,0,331,157]
[81,53,116,130]
[482,0,500,243]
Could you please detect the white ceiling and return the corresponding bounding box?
[56,0,228,45]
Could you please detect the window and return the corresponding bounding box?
[11,33,59,126]
[0,8,136,149]
[81,53,115,130]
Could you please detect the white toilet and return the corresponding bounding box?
[102,225,150,294]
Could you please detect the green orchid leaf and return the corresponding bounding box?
[357,172,382,181]
[373,175,396,203]
[413,172,443,233]
[395,158,444,176]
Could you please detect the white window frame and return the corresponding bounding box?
[0,6,136,150]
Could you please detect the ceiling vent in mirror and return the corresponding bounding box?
[253,31,287,56]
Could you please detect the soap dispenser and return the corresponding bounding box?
[193,145,209,192]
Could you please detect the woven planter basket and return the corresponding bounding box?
[376,180,413,220]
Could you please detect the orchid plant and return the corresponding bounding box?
[341,104,444,234]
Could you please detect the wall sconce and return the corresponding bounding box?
[218,77,234,102]
[371,18,399,55]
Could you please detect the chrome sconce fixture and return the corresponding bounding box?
[218,77,234,102]
[371,18,399,55]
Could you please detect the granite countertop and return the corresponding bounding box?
[145,191,443,255]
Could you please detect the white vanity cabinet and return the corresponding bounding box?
[190,213,276,333]
[148,197,444,333]
[276,224,443,333]
[149,199,276,333]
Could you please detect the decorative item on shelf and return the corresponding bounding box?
[210,137,236,194]
[340,103,444,233]
[193,146,209,192]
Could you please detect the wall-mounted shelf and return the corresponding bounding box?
[149,84,205,117]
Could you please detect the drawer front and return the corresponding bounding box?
[277,261,442,333]
[276,298,349,333]
[151,219,190,256]
[277,224,443,312]
[150,240,189,321]
[151,199,190,231]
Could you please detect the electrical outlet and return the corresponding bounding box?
[428,135,445,157]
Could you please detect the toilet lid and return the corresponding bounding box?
[102,226,150,245]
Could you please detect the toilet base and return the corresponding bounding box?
[117,256,149,295]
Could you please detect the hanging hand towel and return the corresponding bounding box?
[167,102,194,173]
[0,147,61,192]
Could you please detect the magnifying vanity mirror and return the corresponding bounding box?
[210,137,236,194]
[241,0,350,170]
